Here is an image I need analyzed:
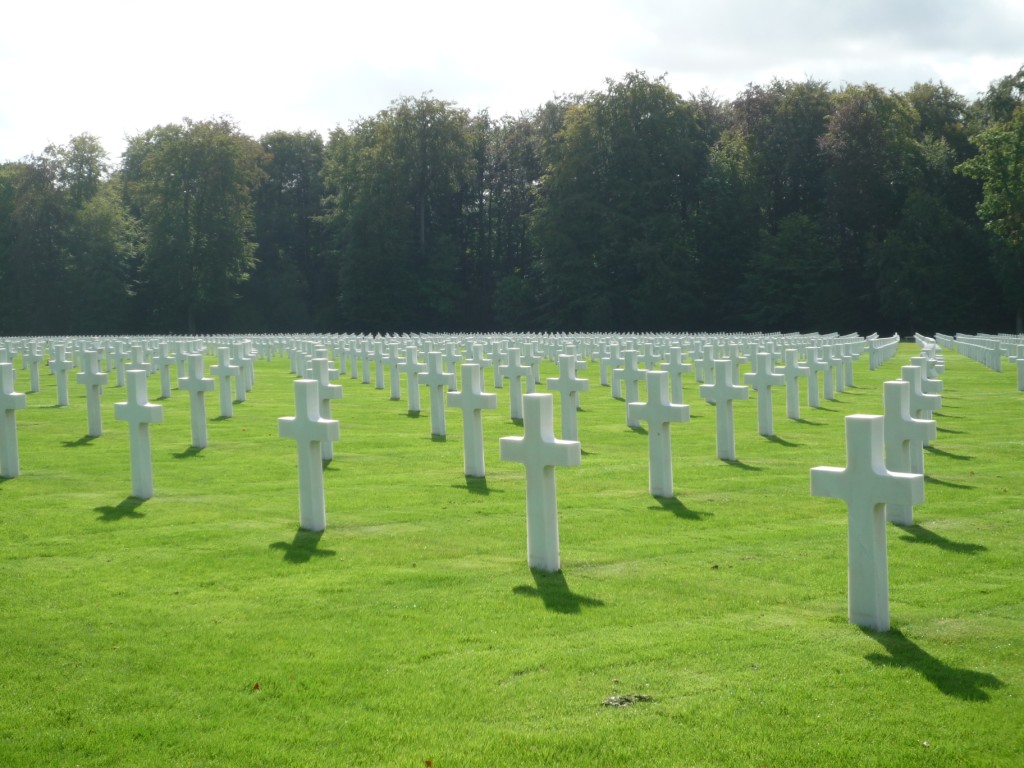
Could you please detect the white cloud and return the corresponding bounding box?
[1,0,1021,163]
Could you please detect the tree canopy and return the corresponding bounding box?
[2,68,1021,336]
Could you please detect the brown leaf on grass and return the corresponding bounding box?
[252,682,261,692]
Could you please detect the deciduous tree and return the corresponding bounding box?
[123,118,266,332]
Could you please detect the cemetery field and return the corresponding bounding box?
[1,342,1021,767]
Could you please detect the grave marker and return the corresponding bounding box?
[901,365,941,427]
[545,354,589,440]
[48,344,75,407]
[781,348,809,420]
[23,343,44,393]
[498,348,533,421]
[309,357,344,460]
[0,363,28,478]
[882,380,936,525]
[499,393,581,572]
[178,353,215,449]
[447,363,498,477]
[151,343,176,399]
[210,347,239,418]
[611,349,644,411]
[661,347,692,405]
[422,351,456,437]
[743,351,785,437]
[627,370,690,498]
[383,344,403,400]
[699,359,750,461]
[114,369,164,499]
[278,379,340,532]
[398,346,428,414]
[810,415,923,632]
[805,348,828,408]
[76,349,109,437]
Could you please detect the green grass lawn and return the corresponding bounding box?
[1,341,1021,767]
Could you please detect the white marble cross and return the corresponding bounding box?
[781,348,808,420]
[908,355,943,394]
[76,349,109,437]
[178,353,215,449]
[820,346,838,400]
[398,346,428,414]
[309,357,343,460]
[828,346,846,395]
[498,347,534,421]
[464,343,494,384]
[840,343,856,389]
[744,352,785,437]
[545,354,590,440]
[23,343,44,393]
[882,380,936,525]
[694,344,715,384]
[0,362,28,478]
[661,347,692,405]
[383,343,403,400]
[699,359,750,461]
[48,344,75,407]
[628,370,691,498]
[357,340,373,385]
[110,342,130,388]
[599,343,622,390]
[278,379,340,532]
[442,342,463,377]
[114,369,164,499]
[447,363,498,477]
[422,351,457,437]
[208,347,239,418]
[129,343,150,374]
[611,350,645,424]
[811,414,924,632]
[499,393,581,572]
[521,344,544,386]
[230,342,251,402]
[151,343,176,399]
[368,341,386,390]
[901,364,941,429]
[804,348,829,408]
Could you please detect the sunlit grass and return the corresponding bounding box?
[0,342,1021,767]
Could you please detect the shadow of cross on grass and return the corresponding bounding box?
[269,529,337,564]
[862,628,1005,701]
[513,569,605,614]
[648,496,710,521]
[896,524,987,555]
[94,497,146,522]
[62,434,99,448]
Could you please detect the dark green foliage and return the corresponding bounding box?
[238,131,331,332]
[1,67,1022,335]
[322,96,476,332]
[122,118,266,333]
[531,73,707,330]
[956,71,1024,331]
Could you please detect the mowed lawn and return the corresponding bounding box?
[0,341,1021,767]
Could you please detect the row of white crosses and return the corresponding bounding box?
[3,332,959,604]
[268,332,874,573]
[1,330,864,495]
[0,336,257,496]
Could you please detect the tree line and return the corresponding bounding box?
[1,68,1022,336]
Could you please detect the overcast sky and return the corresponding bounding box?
[1,0,1021,164]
